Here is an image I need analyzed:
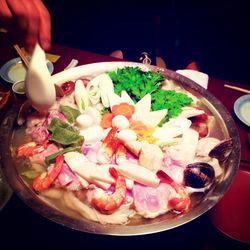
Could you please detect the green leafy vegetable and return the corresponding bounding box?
[151,90,193,124]
[59,105,80,124]
[109,66,193,123]
[48,118,84,145]
[109,66,165,102]
[48,118,78,133]
[45,146,81,165]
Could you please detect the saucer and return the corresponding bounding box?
[0,57,54,84]
[234,94,250,127]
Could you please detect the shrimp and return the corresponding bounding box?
[91,167,127,213]
[156,170,191,212]
[17,142,46,157]
[97,127,120,163]
[115,143,127,164]
[33,155,64,192]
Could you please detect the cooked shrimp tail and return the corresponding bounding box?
[91,167,127,213]
[157,170,191,212]
[33,155,64,192]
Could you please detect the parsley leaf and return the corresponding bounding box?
[109,66,193,124]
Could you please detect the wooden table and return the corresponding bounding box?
[0,33,249,249]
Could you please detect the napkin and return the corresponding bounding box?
[176,69,209,89]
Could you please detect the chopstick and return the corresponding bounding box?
[13,44,30,68]
[224,84,250,94]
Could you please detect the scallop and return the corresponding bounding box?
[117,129,137,143]
[112,115,129,130]
[184,162,215,188]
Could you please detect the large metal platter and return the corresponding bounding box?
[0,62,240,235]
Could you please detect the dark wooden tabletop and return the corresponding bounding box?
[0,32,249,249]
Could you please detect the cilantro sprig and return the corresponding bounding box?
[109,66,193,124]
[109,66,165,102]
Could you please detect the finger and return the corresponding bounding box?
[34,0,51,51]
[6,0,40,53]
[0,0,13,30]
[23,0,40,53]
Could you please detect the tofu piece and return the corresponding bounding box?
[117,162,159,187]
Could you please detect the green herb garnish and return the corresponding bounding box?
[109,66,193,123]
[109,66,165,102]
[151,90,193,124]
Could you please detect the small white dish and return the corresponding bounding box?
[234,94,250,127]
[0,57,54,84]
[12,80,26,95]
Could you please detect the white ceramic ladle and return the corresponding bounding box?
[25,43,56,114]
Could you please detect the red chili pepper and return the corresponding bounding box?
[61,81,75,95]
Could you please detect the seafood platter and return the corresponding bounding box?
[0,61,240,235]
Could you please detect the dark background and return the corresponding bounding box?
[44,0,250,85]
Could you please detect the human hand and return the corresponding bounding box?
[0,0,51,53]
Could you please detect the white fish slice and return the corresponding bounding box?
[25,43,56,113]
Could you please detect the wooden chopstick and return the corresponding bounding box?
[13,44,30,68]
[224,84,250,94]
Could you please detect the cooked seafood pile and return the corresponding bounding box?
[15,66,233,225]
